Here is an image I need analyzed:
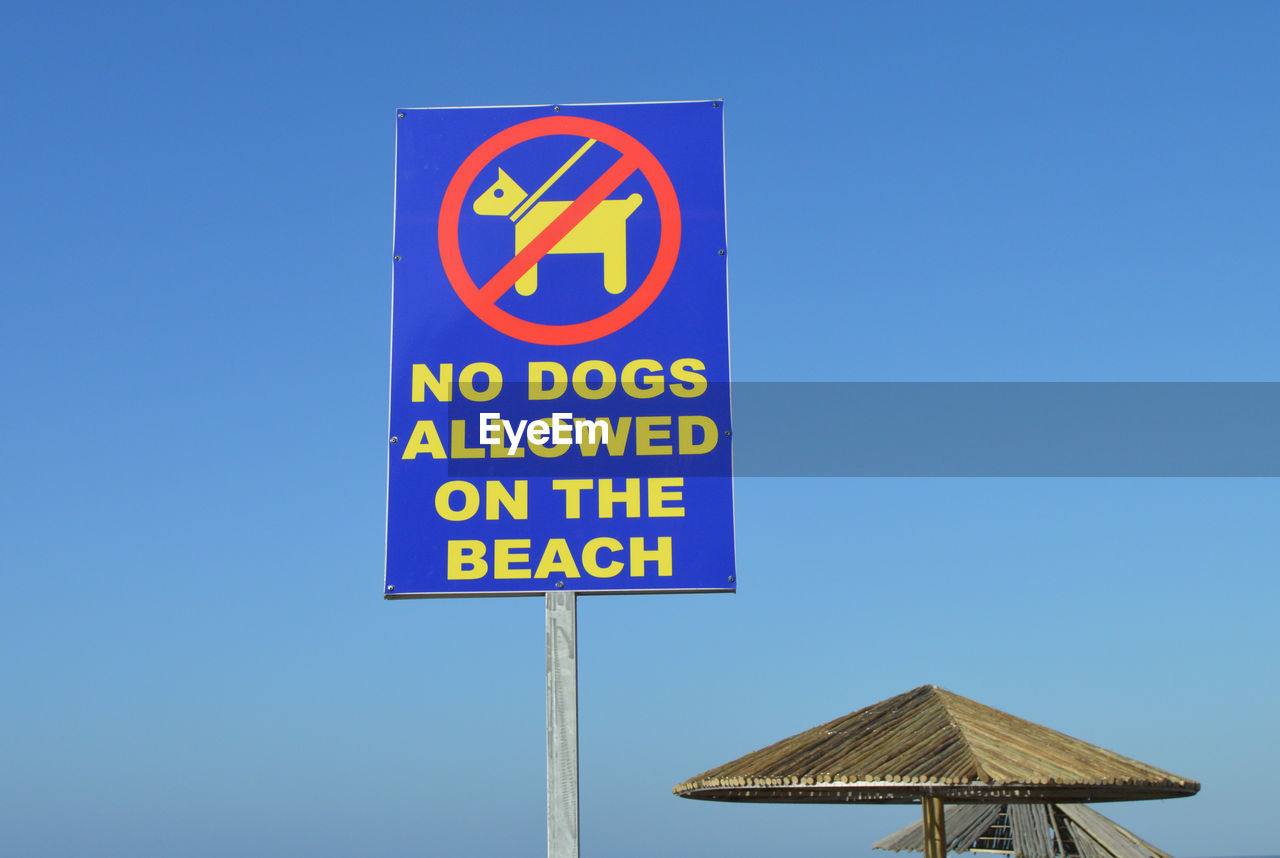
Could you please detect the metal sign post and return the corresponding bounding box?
[386,102,733,858]
[546,592,579,858]
[386,102,735,601]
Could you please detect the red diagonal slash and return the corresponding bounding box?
[438,115,680,345]
[476,151,641,304]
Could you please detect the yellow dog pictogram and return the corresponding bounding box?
[471,138,643,297]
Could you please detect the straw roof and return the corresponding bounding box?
[873,802,1174,858]
[673,686,1198,803]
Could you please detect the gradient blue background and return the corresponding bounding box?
[2,2,1277,856]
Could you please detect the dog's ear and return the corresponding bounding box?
[472,168,526,216]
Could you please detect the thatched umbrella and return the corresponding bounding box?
[873,802,1173,858]
[673,686,1197,858]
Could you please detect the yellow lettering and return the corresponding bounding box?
[490,440,525,458]
[572,359,616,400]
[494,539,531,579]
[598,478,642,519]
[435,481,480,521]
[630,536,673,577]
[401,420,446,459]
[450,419,484,459]
[584,537,624,578]
[529,361,568,400]
[576,417,631,456]
[670,358,707,398]
[528,430,571,457]
[621,358,664,398]
[535,539,581,579]
[552,479,593,519]
[412,364,452,402]
[636,416,673,455]
[447,540,487,579]
[458,362,502,401]
[648,478,685,518]
[485,481,527,520]
[678,415,719,454]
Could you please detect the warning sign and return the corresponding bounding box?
[387,101,733,598]
[438,115,681,345]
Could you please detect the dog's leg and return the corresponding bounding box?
[602,195,642,294]
[516,264,538,296]
[514,223,538,296]
[602,242,627,294]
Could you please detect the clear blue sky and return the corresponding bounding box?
[3,2,1278,856]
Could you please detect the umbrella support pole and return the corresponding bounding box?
[546,592,579,858]
[923,796,947,858]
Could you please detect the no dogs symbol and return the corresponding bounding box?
[438,116,681,345]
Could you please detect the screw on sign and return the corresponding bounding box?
[438,115,682,345]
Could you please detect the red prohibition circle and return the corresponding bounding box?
[438,116,681,345]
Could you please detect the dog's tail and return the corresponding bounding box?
[623,193,643,217]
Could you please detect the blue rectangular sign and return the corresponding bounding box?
[386,101,734,597]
